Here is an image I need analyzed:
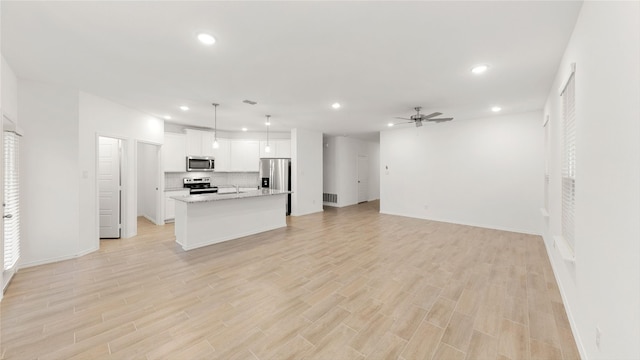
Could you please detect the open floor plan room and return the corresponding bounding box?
[1,202,579,359]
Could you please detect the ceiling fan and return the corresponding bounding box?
[393,106,453,127]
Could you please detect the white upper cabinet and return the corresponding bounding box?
[259,139,291,158]
[185,129,202,156]
[212,138,231,172]
[185,129,216,157]
[169,130,281,172]
[201,132,216,157]
[230,140,259,172]
[163,133,187,172]
[276,139,291,158]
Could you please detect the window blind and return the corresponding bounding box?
[561,69,576,251]
[544,116,550,211]
[4,131,20,271]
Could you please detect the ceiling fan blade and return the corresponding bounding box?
[394,117,412,120]
[389,120,413,127]
[429,117,454,123]
[422,112,443,120]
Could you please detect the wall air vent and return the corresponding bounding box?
[323,193,338,204]
[242,100,257,105]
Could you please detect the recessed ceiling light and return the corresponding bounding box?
[241,127,247,132]
[331,102,341,109]
[164,115,171,120]
[387,123,394,127]
[491,106,502,112]
[471,64,489,74]
[197,33,216,45]
[179,105,189,111]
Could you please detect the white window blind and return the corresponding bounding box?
[4,131,20,271]
[544,115,550,211]
[561,67,576,251]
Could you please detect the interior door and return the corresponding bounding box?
[357,155,369,203]
[99,137,121,238]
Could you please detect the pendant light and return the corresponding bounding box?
[265,115,271,153]
[212,103,219,149]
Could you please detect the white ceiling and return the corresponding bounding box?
[2,1,582,141]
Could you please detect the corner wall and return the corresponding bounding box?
[542,2,640,359]
[291,128,323,216]
[18,80,80,267]
[380,110,543,235]
[78,92,164,254]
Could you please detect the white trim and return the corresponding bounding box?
[559,62,577,96]
[18,245,99,269]
[553,235,576,263]
[542,237,586,360]
[540,208,550,218]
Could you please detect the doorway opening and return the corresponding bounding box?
[357,155,369,204]
[136,141,162,225]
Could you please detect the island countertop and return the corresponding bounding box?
[172,189,290,203]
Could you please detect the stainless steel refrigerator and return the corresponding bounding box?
[259,158,291,215]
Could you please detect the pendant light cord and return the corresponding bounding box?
[213,103,218,141]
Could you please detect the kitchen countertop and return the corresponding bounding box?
[172,189,290,203]
[165,188,188,192]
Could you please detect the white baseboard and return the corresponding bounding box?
[19,245,99,269]
[379,210,541,236]
[542,233,587,360]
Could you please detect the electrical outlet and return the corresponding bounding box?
[596,326,602,349]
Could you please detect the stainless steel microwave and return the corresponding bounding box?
[186,156,215,172]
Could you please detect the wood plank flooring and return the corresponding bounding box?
[0,201,580,359]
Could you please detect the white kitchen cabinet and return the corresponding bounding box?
[231,140,259,172]
[276,139,291,158]
[259,139,291,158]
[201,131,216,157]
[164,190,189,221]
[185,129,216,157]
[163,132,187,172]
[212,138,231,172]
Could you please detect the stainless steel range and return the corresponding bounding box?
[183,177,218,195]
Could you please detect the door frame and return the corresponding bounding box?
[357,154,369,204]
[94,135,164,249]
[98,135,124,239]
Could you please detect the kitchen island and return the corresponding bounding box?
[172,189,289,251]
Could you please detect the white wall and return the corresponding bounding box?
[368,141,380,201]
[1,56,18,123]
[78,92,164,254]
[291,128,323,216]
[137,142,157,222]
[323,136,380,207]
[542,2,640,359]
[380,111,543,235]
[18,80,81,267]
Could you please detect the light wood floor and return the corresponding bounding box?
[1,201,580,359]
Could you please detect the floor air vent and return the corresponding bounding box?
[323,193,338,204]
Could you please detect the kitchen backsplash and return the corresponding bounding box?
[165,172,259,190]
